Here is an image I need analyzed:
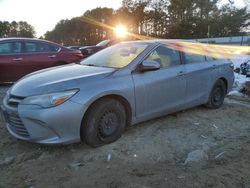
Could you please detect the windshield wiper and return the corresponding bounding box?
[83,64,111,68]
[84,64,96,67]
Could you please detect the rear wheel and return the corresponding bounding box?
[206,79,226,109]
[81,98,126,147]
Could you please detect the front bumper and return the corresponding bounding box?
[1,96,86,145]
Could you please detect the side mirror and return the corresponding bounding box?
[139,60,161,72]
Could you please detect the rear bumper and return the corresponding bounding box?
[1,97,86,145]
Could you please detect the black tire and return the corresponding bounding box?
[81,98,126,147]
[206,79,226,109]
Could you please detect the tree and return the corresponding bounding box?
[44,0,249,45]
[0,21,10,37]
[167,0,249,38]
[121,0,151,34]
[45,8,116,46]
[0,21,35,38]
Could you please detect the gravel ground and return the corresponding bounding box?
[0,85,250,188]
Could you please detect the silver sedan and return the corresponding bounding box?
[1,40,234,146]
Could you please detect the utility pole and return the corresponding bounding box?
[207,25,210,43]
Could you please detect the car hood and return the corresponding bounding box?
[10,64,115,97]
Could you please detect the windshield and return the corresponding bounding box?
[96,40,110,47]
[80,43,148,68]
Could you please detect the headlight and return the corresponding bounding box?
[21,89,79,108]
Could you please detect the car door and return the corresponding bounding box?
[21,41,60,74]
[183,52,214,107]
[0,41,23,82]
[132,45,187,121]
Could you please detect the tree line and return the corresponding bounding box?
[0,21,35,38]
[44,0,249,46]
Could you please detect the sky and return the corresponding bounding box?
[0,0,247,37]
[0,0,123,37]
[219,0,247,8]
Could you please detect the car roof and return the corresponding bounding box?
[0,37,63,47]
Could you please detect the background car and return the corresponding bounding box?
[240,60,250,77]
[0,38,83,83]
[79,39,119,58]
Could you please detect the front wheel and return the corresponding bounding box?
[81,98,126,147]
[206,79,226,109]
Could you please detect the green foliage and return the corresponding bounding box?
[45,0,249,45]
[0,21,35,38]
[45,8,115,46]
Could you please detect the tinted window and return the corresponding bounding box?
[0,42,22,54]
[146,45,181,68]
[24,42,59,53]
[24,42,36,53]
[37,43,51,52]
[38,43,59,52]
[185,53,206,64]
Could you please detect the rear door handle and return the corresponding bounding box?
[48,55,56,58]
[212,64,217,69]
[178,71,186,76]
[12,57,23,61]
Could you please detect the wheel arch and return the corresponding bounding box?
[218,77,228,93]
[80,94,133,141]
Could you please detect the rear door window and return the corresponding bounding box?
[184,53,206,64]
[37,42,60,52]
[24,42,37,53]
[24,41,59,53]
[0,42,22,54]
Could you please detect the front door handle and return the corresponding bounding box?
[212,64,217,69]
[48,55,56,58]
[12,57,23,61]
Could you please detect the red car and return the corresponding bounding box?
[0,38,83,83]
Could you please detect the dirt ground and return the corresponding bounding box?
[0,86,250,188]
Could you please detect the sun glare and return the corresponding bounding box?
[115,25,127,38]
